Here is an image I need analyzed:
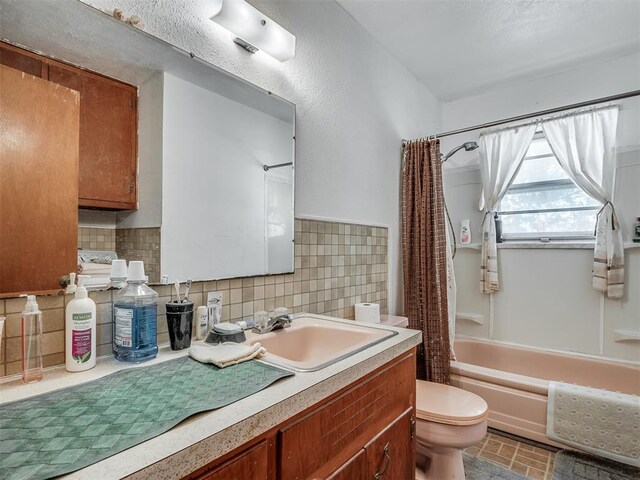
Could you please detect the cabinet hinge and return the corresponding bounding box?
[129,182,135,194]
[130,99,135,109]
[410,415,416,439]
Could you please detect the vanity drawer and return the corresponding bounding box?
[364,408,415,480]
[279,352,415,480]
[194,440,268,480]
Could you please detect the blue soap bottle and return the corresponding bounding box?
[113,261,159,362]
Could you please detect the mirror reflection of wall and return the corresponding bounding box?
[161,72,294,280]
[266,169,294,273]
[0,1,295,295]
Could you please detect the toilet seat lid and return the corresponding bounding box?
[416,381,488,426]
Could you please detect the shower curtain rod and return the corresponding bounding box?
[402,89,640,146]
[263,162,293,171]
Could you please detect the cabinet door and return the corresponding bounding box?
[279,353,415,480]
[48,64,137,210]
[0,65,79,294]
[365,408,415,480]
[324,450,367,480]
[0,43,45,78]
[196,441,268,480]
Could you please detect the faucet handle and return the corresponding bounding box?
[252,311,292,334]
[274,306,289,317]
[272,313,293,330]
[254,311,269,329]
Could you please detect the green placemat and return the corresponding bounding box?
[0,357,294,480]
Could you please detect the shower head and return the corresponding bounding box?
[441,141,479,163]
[462,141,479,151]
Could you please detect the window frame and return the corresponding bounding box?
[497,131,600,242]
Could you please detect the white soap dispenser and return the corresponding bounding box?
[65,275,97,372]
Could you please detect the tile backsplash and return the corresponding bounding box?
[78,227,116,252]
[0,219,387,377]
[115,228,161,283]
[78,227,162,283]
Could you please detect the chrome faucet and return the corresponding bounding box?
[252,313,293,334]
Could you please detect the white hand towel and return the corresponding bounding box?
[78,262,112,275]
[188,342,266,368]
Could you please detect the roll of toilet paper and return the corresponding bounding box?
[355,303,380,324]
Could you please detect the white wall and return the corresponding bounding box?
[266,169,294,273]
[83,0,442,314]
[441,53,640,362]
[116,72,164,229]
[78,210,116,228]
[80,73,164,231]
[161,72,293,280]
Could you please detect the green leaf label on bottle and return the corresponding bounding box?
[71,312,92,362]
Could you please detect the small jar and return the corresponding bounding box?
[633,216,640,243]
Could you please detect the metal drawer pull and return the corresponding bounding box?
[373,442,391,480]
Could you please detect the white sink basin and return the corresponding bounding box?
[246,314,397,371]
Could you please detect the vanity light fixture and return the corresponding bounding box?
[210,0,295,62]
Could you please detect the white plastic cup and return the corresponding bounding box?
[110,259,127,279]
[127,261,146,282]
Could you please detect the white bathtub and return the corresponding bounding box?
[450,336,640,447]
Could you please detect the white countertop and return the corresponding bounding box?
[0,314,421,479]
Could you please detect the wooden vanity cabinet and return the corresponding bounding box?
[197,441,269,480]
[188,349,416,480]
[323,450,367,480]
[364,409,415,480]
[0,42,138,210]
[310,409,414,480]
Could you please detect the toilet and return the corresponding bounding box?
[379,316,489,479]
[414,380,488,480]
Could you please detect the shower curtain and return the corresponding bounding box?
[402,139,450,384]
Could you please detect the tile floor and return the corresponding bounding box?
[464,430,558,479]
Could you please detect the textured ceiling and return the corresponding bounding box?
[338,0,640,100]
[0,0,293,121]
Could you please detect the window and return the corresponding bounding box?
[498,131,600,240]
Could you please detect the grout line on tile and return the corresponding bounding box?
[509,442,518,469]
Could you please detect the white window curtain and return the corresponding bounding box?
[541,107,623,298]
[478,125,537,293]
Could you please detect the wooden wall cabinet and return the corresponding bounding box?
[187,349,417,480]
[0,42,138,210]
[0,65,79,294]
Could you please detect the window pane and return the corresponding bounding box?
[501,185,601,212]
[500,132,600,238]
[525,137,553,157]
[502,210,598,235]
[514,157,567,184]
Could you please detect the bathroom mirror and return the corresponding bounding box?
[0,0,295,292]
